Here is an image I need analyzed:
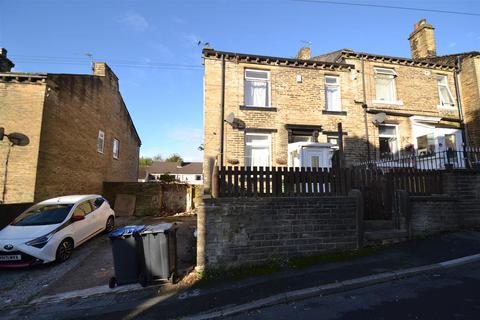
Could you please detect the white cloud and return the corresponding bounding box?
[120,12,149,32]
[448,42,457,48]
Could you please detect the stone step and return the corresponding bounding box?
[364,229,408,247]
[364,220,394,231]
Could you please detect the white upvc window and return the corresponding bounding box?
[378,124,399,159]
[97,130,105,154]
[112,138,120,159]
[437,75,455,107]
[374,67,398,102]
[325,76,341,111]
[244,69,270,107]
[245,133,271,168]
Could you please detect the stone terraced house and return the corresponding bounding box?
[202,19,479,193]
[0,49,141,204]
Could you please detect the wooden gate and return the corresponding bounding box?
[352,168,443,220]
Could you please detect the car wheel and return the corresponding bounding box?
[105,216,115,233]
[56,239,74,262]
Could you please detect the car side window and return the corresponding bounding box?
[73,201,94,217]
[92,197,105,209]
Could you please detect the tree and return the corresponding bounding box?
[139,156,153,166]
[159,173,177,183]
[165,153,183,162]
[153,154,163,161]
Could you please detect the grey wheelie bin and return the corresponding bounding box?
[137,223,178,286]
[108,225,146,288]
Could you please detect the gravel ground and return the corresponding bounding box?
[0,234,105,309]
[0,215,197,309]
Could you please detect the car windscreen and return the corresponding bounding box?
[12,204,74,226]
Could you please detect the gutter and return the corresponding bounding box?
[366,109,462,124]
[219,55,226,168]
[361,57,371,161]
[454,56,469,148]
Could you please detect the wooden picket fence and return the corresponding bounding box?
[217,166,442,198]
[217,166,443,220]
[218,166,351,197]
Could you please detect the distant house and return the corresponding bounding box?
[145,161,203,185]
[0,48,141,204]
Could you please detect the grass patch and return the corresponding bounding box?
[193,247,384,288]
[287,246,383,269]
[194,261,283,287]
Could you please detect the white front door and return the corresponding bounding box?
[302,148,331,168]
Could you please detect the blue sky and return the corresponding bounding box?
[1,0,479,161]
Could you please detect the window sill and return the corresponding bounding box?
[373,100,404,106]
[437,104,457,110]
[322,110,347,116]
[240,105,277,112]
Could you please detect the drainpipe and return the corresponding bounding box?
[454,56,468,149]
[361,57,371,161]
[219,55,226,169]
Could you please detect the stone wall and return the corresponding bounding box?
[198,195,359,269]
[103,182,193,216]
[409,196,459,237]
[460,56,480,146]
[34,68,140,202]
[0,79,47,203]
[406,170,480,237]
[442,170,480,226]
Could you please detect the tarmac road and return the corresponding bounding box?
[228,260,480,320]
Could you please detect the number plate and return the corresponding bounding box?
[0,255,21,261]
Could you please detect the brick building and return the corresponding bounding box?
[202,19,469,193]
[0,49,141,204]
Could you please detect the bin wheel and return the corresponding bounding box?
[109,277,117,289]
[139,272,148,287]
[169,272,178,284]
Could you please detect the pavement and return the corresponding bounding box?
[227,260,480,320]
[0,214,196,309]
[2,230,480,319]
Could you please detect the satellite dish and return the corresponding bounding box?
[372,112,386,125]
[225,112,235,125]
[7,132,30,146]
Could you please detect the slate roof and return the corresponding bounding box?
[416,51,480,66]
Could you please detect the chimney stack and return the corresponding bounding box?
[296,47,311,60]
[93,62,119,90]
[0,48,15,72]
[408,19,437,60]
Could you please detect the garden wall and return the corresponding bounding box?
[197,195,360,269]
[103,182,199,216]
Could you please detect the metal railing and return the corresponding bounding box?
[355,147,480,171]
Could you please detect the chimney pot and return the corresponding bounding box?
[0,48,14,72]
[408,19,436,60]
[93,62,119,90]
[296,47,311,60]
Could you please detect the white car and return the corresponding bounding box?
[0,195,115,267]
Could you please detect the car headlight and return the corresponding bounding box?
[26,231,55,249]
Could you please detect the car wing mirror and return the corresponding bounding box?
[71,215,85,222]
